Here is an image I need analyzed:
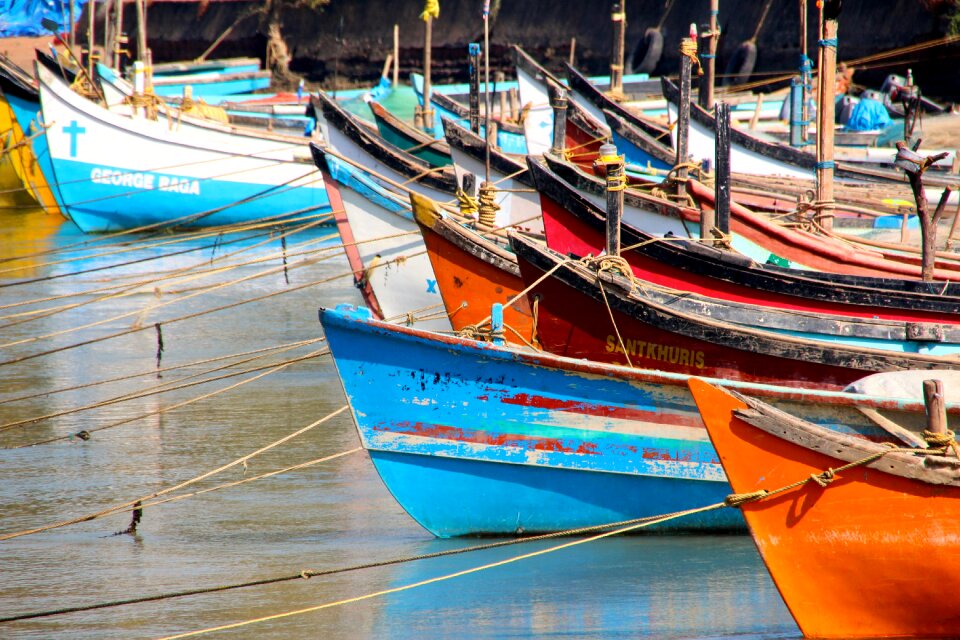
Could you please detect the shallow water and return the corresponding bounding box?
[0,204,799,639]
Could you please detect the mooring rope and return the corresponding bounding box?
[9,348,332,449]
[0,338,323,407]
[0,405,349,540]
[0,507,694,624]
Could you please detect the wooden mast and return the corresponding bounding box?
[610,0,626,96]
[815,1,839,231]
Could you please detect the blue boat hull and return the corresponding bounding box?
[369,450,740,537]
[321,305,949,538]
[6,90,68,212]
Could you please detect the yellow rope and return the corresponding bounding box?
[680,38,703,76]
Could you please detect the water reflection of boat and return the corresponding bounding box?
[378,536,794,637]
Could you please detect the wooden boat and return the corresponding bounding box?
[367,99,451,168]
[147,57,271,98]
[0,54,64,215]
[562,61,669,142]
[440,117,543,231]
[320,303,959,537]
[36,56,328,232]
[311,144,451,332]
[410,191,536,344]
[410,72,528,155]
[661,78,959,204]
[689,378,960,639]
[310,90,457,203]
[530,157,960,322]
[510,233,960,390]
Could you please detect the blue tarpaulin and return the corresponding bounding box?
[845,96,893,132]
[0,0,87,38]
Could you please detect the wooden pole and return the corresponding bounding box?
[676,37,693,195]
[749,93,764,130]
[923,379,948,436]
[392,23,399,88]
[714,102,731,239]
[468,43,481,133]
[599,142,624,257]
[113,0,125,69]
[102,0,112,69]
[86,0,96,76]
[549,84,568,156]
[482,0,492,182]
[699,0,718,109]
[136,0,146,60]
[69,0,76,51]
[496,70,507,119]
[509,88,519,121]
[894,141,953,281]
[799,0,809,144]
[569,37,577,66]
[815,7,836,232]
[416,16,434,131]
[610,0,626,96]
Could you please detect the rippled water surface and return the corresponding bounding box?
[0,205,799,639]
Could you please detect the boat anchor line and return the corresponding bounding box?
[0,506,723,625]
[0,215,324,296]
[0,226,342,351]
[0,338,324,408]
[0,405,351,540]
[0,251,355,369]
[157,425,960,639]
[9,347,334,450]
[0,341,329,434]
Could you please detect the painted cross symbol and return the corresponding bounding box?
[426,279,438,293]
[64,120,86,158]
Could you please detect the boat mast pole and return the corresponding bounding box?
[483,0,492,182]
[699,0,718,109]
[86,0,96,76]
[610,0,626,97]
[815,0,838,231]
[799,0,809,143]
[415,1,437,131]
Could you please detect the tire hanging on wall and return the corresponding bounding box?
[723,40,757,86]
[631,28,664,75]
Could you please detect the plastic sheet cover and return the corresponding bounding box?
[0,0,88,38]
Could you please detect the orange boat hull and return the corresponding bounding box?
[411,194,535,345]
[690,378,960,638]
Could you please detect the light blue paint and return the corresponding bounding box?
[63,120,86,158]
[150,75,272,98]
[51,158,330,232]
[610,128,672,171]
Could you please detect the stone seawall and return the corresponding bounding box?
[115,0,959,98]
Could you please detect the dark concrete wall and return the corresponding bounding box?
[122,0,960,98]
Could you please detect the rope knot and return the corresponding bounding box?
[455,188,479,219]
[679,38,703,76]
[810,468,835,487]
[923,429,960,457]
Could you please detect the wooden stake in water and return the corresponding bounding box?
[610,1,626,96]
